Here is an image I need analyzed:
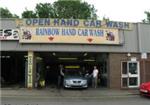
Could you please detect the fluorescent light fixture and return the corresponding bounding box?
[6,56,10,58]
[0,56,10,58]
[65,66,80,69]
[52,52,56,56]
[0,56,5,58]
[58,57,78,60]
[24,55,28,58]
[84,53,87,56]
[36,57,43,60]
[83,59,95,62]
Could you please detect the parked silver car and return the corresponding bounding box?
[63,69,88,88]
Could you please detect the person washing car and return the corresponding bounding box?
[85,70,90,86]
[92,66,99,88]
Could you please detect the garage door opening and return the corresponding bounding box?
[1,52,26,88]
[35,52,109,88]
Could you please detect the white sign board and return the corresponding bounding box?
[141,53,147,59]
[0,29,19,40]
[131,57,137,62]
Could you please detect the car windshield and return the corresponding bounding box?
[65,69,82,77]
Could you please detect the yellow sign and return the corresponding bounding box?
[65,66,80,69]
[19,27,119,44]
[27,51,33,88]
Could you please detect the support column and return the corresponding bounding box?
[27,51,34,89]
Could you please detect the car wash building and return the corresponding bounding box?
[1,18,150,89]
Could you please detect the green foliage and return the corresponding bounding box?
[35,3,56,18]
[22,9,37,18]
[53,0,97,19]
[0,7,19,18]
[142,11,150,23]
[21,0,97,19]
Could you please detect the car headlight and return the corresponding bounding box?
[65,80,71,84]
[82,80,87,84]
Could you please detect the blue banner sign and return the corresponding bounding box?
[17,18,132,30]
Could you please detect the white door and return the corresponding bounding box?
[121,61,140,88]
[128,61,140,88]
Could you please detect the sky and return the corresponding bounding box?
[0,0,150,22]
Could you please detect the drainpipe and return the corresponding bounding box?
[137,23,146,83]
[137,23,141,52]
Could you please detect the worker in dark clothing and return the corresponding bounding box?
[58,64,64,88]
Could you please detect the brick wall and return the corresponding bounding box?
[140,53,150,83]
[108,53,141,89]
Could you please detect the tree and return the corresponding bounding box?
[22,9,37,18]
[21,0,97,19]
[0,7,19,18]
[35,3,56,18]
[53,0,97,19]
[142,11,150,23]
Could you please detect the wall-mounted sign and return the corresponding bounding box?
[141,53,147,59]
[19,27,119,44]
[16,18,132,44]
[0,29,19,40]
[131,57,137,62]
[16,18,133,30]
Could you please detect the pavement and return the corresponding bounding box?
[0,87,140,99]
